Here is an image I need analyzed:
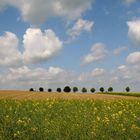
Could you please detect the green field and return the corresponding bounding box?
[0,99,140,140]
[98,92,140,97]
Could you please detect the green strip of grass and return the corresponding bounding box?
[97,92,140,97]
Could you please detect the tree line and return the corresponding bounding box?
[29,86,130,93]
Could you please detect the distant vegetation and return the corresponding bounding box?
[73,87,78,93]
[99,92,140,97]
[108,87,113,92]
[90,88,96,93]
[99,87,104,93]
[82,87,87,93]
[39,87,44,92]
[126,86,130,92]
[29,88,34,92]
[56,88,61,93]
[63,86,71,93]
[48,89,52,92]
[28,86,137,97]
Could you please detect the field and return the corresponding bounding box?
[0,91,140,140]
[0,90,140,100]
[98,92,140,97]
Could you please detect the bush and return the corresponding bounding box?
[39,87,44,92]
[82,88,87,93]
[29,88,34,92]
[64,86,71,93]
[73,87,78,93]
[100,87,104,93]
[48,89,52,92]
[126,87,130,92]
[56,88,61,93]
[108,87,113,92]
[90,88,96,93]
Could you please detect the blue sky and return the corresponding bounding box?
[0,0,140,91]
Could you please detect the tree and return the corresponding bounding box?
[126,86,130,92]
[73,87,78,93]
[29,88,34,92]
[63,86,71,93]
[39,87,44,92]
[56,88,61,93]
[108,87,113,92]
[90,88,96,93]
[82,87,87,93]
[48,88,52,92]
[100,87,104,93]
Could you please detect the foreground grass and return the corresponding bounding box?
[0,99,140,140]
[98,92,140,97]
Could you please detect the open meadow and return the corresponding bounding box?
[0,91,140,140]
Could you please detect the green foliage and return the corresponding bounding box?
[29,88,34,92]
[48,89,52,92]
[108,87,113,92]
[126,87,130,92]
[90,88,96,93]
[63,86,71,92]
[56,88,61,93]
[100,87,104,92]
[82,87,87,93]
[98,92,140,97]
[39,87,44,92]
[73,87,78,93]
[0,99,140,139]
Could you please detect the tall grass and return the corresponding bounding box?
[0,99,140,140]
[98,92,140,97]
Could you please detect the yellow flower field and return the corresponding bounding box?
[0,99,140,139]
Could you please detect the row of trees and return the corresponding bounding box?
[30,86,130,93]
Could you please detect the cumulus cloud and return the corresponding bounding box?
[113,46,128,55]
[127,20,140,45]
[126,51,140,64]
[78,68,106,82]
[0,0,92,24]
[82,42,108,65]
[0,66,70,89]
[0,28,63,66]
[67,18,94,37]
[0,32,22,67]
[23,28,63,64]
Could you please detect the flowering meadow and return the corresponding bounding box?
[0,99,140,140]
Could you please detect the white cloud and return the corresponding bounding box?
[0,63,140,91]
[67,18,94,37]
[23,28,63,64]
[126,51,140,64]
[113,46,128,55]
[0,66,77,90]
[127,20,140,45]
[0,28,63,66]
[0,0,92,24]
[82,42,108,65]
[91,68,105,77]
[122,0,136,5]
[78,68,106,83]
[0,32,22,67]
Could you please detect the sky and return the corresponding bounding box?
[0,0,140,92]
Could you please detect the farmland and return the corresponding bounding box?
[0,91,140,139]
[0,90,140,100]
[98,92,140,97]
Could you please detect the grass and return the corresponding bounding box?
[0,99,140,140]
[98,92,140,97]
